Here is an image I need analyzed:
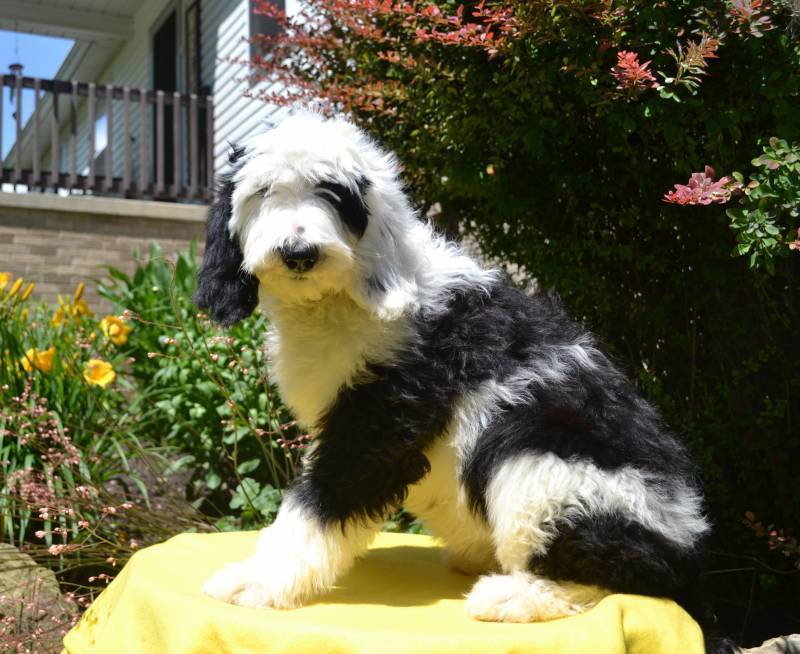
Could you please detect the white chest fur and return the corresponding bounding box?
[265,294,409,428]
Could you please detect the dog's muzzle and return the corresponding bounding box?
[279,244,320,274]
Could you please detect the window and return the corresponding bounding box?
[249,0,285,60]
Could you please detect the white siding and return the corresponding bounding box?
[201,0,285,177]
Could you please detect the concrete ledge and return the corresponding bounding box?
[0,192,208,223]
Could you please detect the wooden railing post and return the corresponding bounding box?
[156,90,164,196]
[139,88,148,195]
[87,83,95,190]
[32,79,41,187]
[122,87,131,195]
[173,91,181,198]
[51,86,60,190]
[189,93,198,199]
[14,74,23,185]
[69,80,78,189]
[104,84,114,192]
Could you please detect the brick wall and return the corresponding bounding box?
[0,193,207,313]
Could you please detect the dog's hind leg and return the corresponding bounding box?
[465,572,608,622]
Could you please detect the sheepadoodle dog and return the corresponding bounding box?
[195,113,714,634]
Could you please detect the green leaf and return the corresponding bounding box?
[237,459,261,475]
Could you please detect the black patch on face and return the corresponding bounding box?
[315,177,371,238]
[194,145,259,326]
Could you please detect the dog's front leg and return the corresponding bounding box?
[203,491,377,608]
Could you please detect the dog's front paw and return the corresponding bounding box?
[202,559,302,609]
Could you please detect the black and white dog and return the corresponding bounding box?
[196,112,713,629]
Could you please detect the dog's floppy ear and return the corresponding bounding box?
[357,180,420,320]
[195,153,259,326]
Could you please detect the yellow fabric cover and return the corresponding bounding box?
[63,531,704,654]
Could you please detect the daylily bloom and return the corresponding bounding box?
[52,294,93,326]
[7,278,23,298]
[20,282,35,301]
[51,305,67,327]
[99,316,133,346]
[20,347,56,373]
[72,298,93,318]
[0,272,10,291]
[83,359,116,388]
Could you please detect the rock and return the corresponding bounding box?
[0,543,76,643]
[743,634,800,654]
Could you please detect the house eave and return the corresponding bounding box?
[0,0,132,41]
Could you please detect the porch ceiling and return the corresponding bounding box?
[0,0,134,41]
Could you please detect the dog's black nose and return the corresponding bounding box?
[280,245,319,273]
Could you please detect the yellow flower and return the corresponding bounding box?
[51,293,93,326]
[20,282,35,301]
[51,306,67,328]
[83,359,116,388]
[73,282,85,302]
[0,272,10,291]
[20,347,56,373]
[99,316,133,346]
[71,299,93,318]
[7,278,23,298]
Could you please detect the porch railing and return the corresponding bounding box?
[1,74,214,202]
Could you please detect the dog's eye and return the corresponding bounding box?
[315,181,350,206]
[314,179,369,238]
[258,185,271,198]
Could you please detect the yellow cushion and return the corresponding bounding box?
[62,531,704,654]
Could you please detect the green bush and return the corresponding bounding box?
[727,138,800,272]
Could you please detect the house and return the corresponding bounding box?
[0,0,290,306]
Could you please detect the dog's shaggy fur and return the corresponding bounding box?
[196,112,719,638]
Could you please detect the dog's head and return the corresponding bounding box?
[195,112,421,325]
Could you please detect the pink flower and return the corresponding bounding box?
[611,51,659,94]
[663,166,739,205]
